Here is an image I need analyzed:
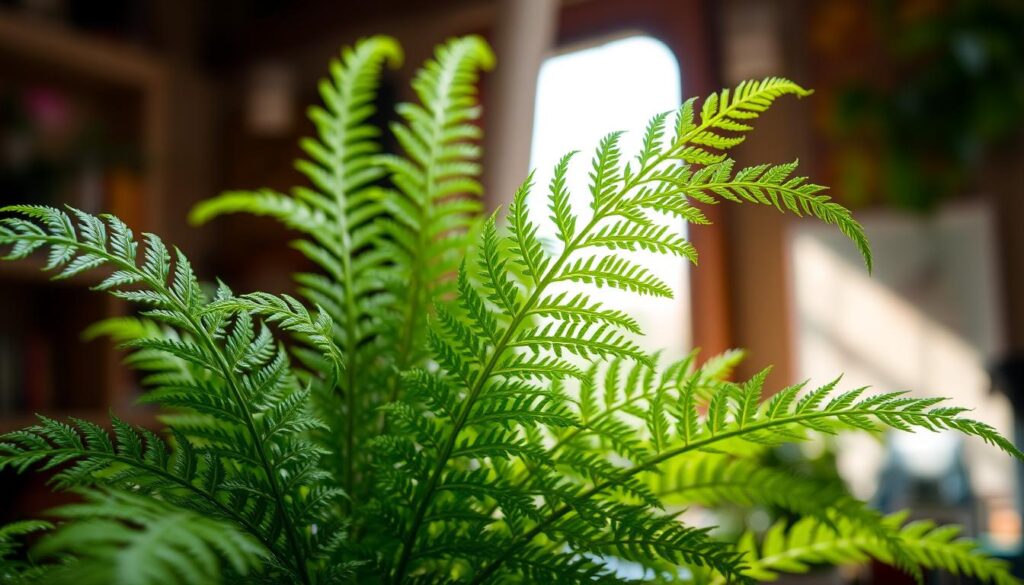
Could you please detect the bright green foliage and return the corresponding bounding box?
[655,452,871,520]
[190,36,405,505]
[190,36,491,508]
[381,35,493,307]
[715,512,1018,585]
[0,34,1019,585]
[0,206,337,583]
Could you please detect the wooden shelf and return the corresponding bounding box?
[0,8,169,237]
[0,9,164,89]
[0,13,165,446]
[0,7,216,521]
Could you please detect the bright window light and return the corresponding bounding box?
[529,35,689,357]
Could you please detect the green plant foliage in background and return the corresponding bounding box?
[828,0,1024,212]
[0,34,1020,584]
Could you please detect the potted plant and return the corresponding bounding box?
[0,35,1018,585]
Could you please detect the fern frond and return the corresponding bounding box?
[654,453,860,518]
[554,507,748,583]
[384,75,874,581]
[32,490,265,585]
[0,205,334,583]
[189,188,333,236]
[671,77,812,162]
[634,159,871,270]
[529,291,642,334]
[650,451,917,568]
[190,36,403,509]
[716,512,1020,585]
[205,291,343,375]
[380,34,494,377]
[468,368,1021,583]
[0,415,230,506]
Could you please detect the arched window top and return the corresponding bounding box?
[529,34,681,168]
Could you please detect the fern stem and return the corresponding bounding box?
[380,38,463,427]
[390,38,505,583]
[331,107,360,515]
[343,333,357,512]
[389,293,528,583]
[173,309,312,583]
[179,305,313,584]
[375,224,425,435]
[390,45,486,584]
[27,236,313,585]
[384,244,423,406]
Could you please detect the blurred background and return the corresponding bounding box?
[1,0,1022,582]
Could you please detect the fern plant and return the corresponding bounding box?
[0,34,1019,584]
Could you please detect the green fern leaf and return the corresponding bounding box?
[32,490,265,585]
[718,512,1020,585]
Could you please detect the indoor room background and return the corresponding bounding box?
[1,1,1022,583]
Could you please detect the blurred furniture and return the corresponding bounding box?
[0,4,219,520]
[0,9,172,434]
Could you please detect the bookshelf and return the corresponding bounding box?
[0,9,170,436]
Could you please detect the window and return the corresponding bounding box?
[529,35,689,357]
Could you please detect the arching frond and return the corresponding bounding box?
[0,206,336,583]
[382,77,877,583]
[654,453,863,519]
[379,34,495,393]
[189,36,403,505]
[715,512,1018,585]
